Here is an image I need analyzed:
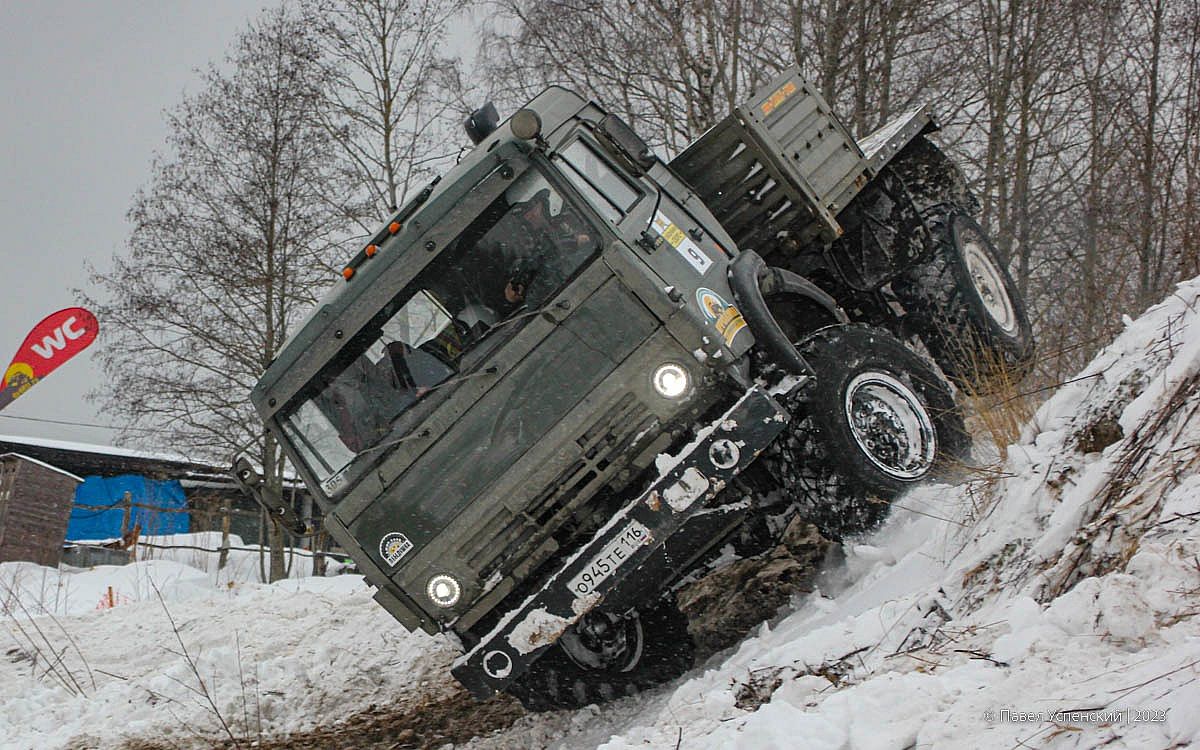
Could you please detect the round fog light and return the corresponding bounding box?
[426,574,462,608]
[652,362,690,399]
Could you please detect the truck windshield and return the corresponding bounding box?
[280,169,602,486]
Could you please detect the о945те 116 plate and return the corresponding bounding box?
[566,520,652,597]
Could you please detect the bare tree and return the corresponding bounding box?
[83,5,353,582]
[1124,0,1177,308]
[307,0,463,221]
[481,0,790,154]
[1178,1,1200,280]
[778,0,961,137]
[474,0,1200,385]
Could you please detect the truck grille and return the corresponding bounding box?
[455,393,656,581]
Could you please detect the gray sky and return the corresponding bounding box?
[0,1,270,446]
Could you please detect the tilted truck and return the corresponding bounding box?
[234,66,1032,710]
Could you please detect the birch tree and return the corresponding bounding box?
[482,0,788,153]
[308,0,463,221]
[84,5,353,582]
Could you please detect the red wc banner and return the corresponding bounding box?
[0,307,99,412]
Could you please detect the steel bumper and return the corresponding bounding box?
[450,386,789,698]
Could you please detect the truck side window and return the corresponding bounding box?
[557,140,639,223]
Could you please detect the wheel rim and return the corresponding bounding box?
[960,228,1018,334]
[559,611,644,672]
[844,372,937,480]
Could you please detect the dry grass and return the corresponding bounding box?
[0,575,95,697]
[953,342,1039,464]
[922,338,1042,535]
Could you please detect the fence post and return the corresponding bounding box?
[119,491,132,538]
[218,508,231,572]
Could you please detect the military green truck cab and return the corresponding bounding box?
[239,68,1033,710]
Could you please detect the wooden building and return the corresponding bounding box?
[0,453,82,566]
[0,435,324,572]
[0,435,301,542]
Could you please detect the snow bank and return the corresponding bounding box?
[460,277,1200,749]
[0,560,455,749]
[4,532,351,620]
[126,531,355,585]
[513,277,1200,749]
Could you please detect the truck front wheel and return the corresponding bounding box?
[765,326,968,538]
[505,599,694,711]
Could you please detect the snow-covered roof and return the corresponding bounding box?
[0,433,304,487]
[0,452,84,483]
[0,433,196,465]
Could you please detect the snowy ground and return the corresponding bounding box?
[3,278,1200,750]
[0,535,455,749]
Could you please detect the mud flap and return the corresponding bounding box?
[450,386,789,699]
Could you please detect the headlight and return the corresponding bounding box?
[426,574,462,608]
[652,362,691,399]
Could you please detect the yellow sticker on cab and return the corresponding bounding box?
[651,210,712,275]
[715,306,747,346]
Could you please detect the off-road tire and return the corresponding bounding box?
[763,415,894,540]
[505,599,695,711]
[764,326,969,539]
[895,208,1034,388]
[888,135,978,216]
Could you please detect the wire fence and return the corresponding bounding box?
[66,494,338,577]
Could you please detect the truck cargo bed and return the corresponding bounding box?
[670,68,870,255]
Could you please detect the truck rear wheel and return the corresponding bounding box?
[505,599,694,711]
[765,326,968,539]
[894,208,1034,388]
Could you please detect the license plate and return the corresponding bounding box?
[566,520,652,597]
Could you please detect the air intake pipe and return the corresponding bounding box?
[727,250,848,377]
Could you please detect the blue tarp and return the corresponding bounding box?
[66,474,189,541]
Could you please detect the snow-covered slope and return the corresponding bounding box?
[531,276,1200,750]
[0,566,455,749]
[2,278,1199,750]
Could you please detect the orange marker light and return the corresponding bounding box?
[342,267,354,280]
[365,244,378,257]
[388,222,401,234]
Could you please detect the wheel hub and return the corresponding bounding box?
[559,611,644,672]
[844,372,936,480]
[961,233,1017,334]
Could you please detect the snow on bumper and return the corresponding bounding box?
[451,386,789,699]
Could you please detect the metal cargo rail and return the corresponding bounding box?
[670,68,870,253]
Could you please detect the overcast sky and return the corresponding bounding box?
[0,2,276,447]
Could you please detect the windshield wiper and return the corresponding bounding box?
[469,298,569,350]
[352,365,500,460]
[349,299,567,463]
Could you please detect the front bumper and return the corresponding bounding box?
[451,385,789,698]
